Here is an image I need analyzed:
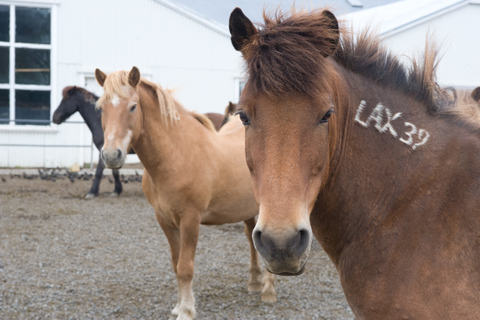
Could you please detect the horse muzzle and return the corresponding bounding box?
[101,148,125,169]
[252,224,312,276]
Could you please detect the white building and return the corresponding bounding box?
[0,0,243,168]
[1,0,478,168]
[343,0,480,88]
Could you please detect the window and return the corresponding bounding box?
[234,78,246,103]
[0,4,52,126]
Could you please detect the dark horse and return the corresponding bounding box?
[53,86,225,199]
[53,86,123,199]
[230,7,480,319]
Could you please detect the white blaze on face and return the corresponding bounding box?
[121,129,132,154]
[107,126,117,147]
[111,94,120,108]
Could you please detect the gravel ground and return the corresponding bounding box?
[0,172,354,320]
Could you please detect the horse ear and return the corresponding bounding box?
[128,66,141,88]
[229,7,257,52]
[95,69,107,87]
[225,101,237,116]
[321,10,340,57]
[472,87,480,102]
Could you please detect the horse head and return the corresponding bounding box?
[95,67,142,169]
[53,86,81,124]
[229,8,340,275]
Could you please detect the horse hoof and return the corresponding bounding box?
[110,192,120,197]
[261,292,277,303]
[85,193,96,199]
[248,283,262,292]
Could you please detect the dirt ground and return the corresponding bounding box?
[0,173,354,320]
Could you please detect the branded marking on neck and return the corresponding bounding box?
[355,100,430,150]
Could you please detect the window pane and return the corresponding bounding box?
[15,90,50,125]
[0,6,9,42]
[15,48,50,85]
[0,46,8,83]
[0,89,8,124]
[16,7,50,44]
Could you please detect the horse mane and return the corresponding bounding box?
[242,8,455,112]
[191,112,217,132]
[96,71,216,131]
[62,86,98,104]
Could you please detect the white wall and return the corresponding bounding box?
[0,0,243,168]
[382,3,480,88]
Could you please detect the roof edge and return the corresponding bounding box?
[382,0,470,36]
[153,0,230,38]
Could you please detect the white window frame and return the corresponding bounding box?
[0,1,57,129]
[234,77,246,103]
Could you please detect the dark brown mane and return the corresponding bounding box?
[62,86,99,104]
[240,9,339,98]
[242,9,454,112]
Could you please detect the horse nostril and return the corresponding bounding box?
[297,229,310,257]
[253,229,268,257]
[116,149,122,161]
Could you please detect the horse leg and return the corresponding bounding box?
[243,218,263,292]
[85,154,104,199]
[158,219,182,319]
[111,168,122,196]
[261,271,277,303]
[159,213,200,320]
[244,218,277,302]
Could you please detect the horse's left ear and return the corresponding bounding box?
[229,7,257,52]
[128,66,141,88]
[321,10,340,57]
[95,69,107,87]
[472,87,480,102]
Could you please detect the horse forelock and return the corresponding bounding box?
[96,71,180,126]
[242,8,339,98]
[242,8,455,113]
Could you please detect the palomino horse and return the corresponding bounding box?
[230,7,480,319]
[52,86,225,199]
[94,67,276,319]
[451,87,480,125]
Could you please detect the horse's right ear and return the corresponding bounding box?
[229,7,257,52]
[472,87,480,102]
[95,69,107,87]
[128,66,141,88]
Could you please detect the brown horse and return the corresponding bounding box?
[229,7,480,319]
[94,67,276,320]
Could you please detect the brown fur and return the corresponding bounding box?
[96,67,277,320]
[230,7,480,320]
[234,8,454,112]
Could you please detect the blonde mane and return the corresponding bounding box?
[96,71,216,131]
[96,70,180,127]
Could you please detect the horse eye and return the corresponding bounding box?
[235,111,250,125]
[319,109,334,123]
[130,104,137,112]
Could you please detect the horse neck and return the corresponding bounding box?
[131,87,211,178]
[315,63,446,262]
[75,93,103,148]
